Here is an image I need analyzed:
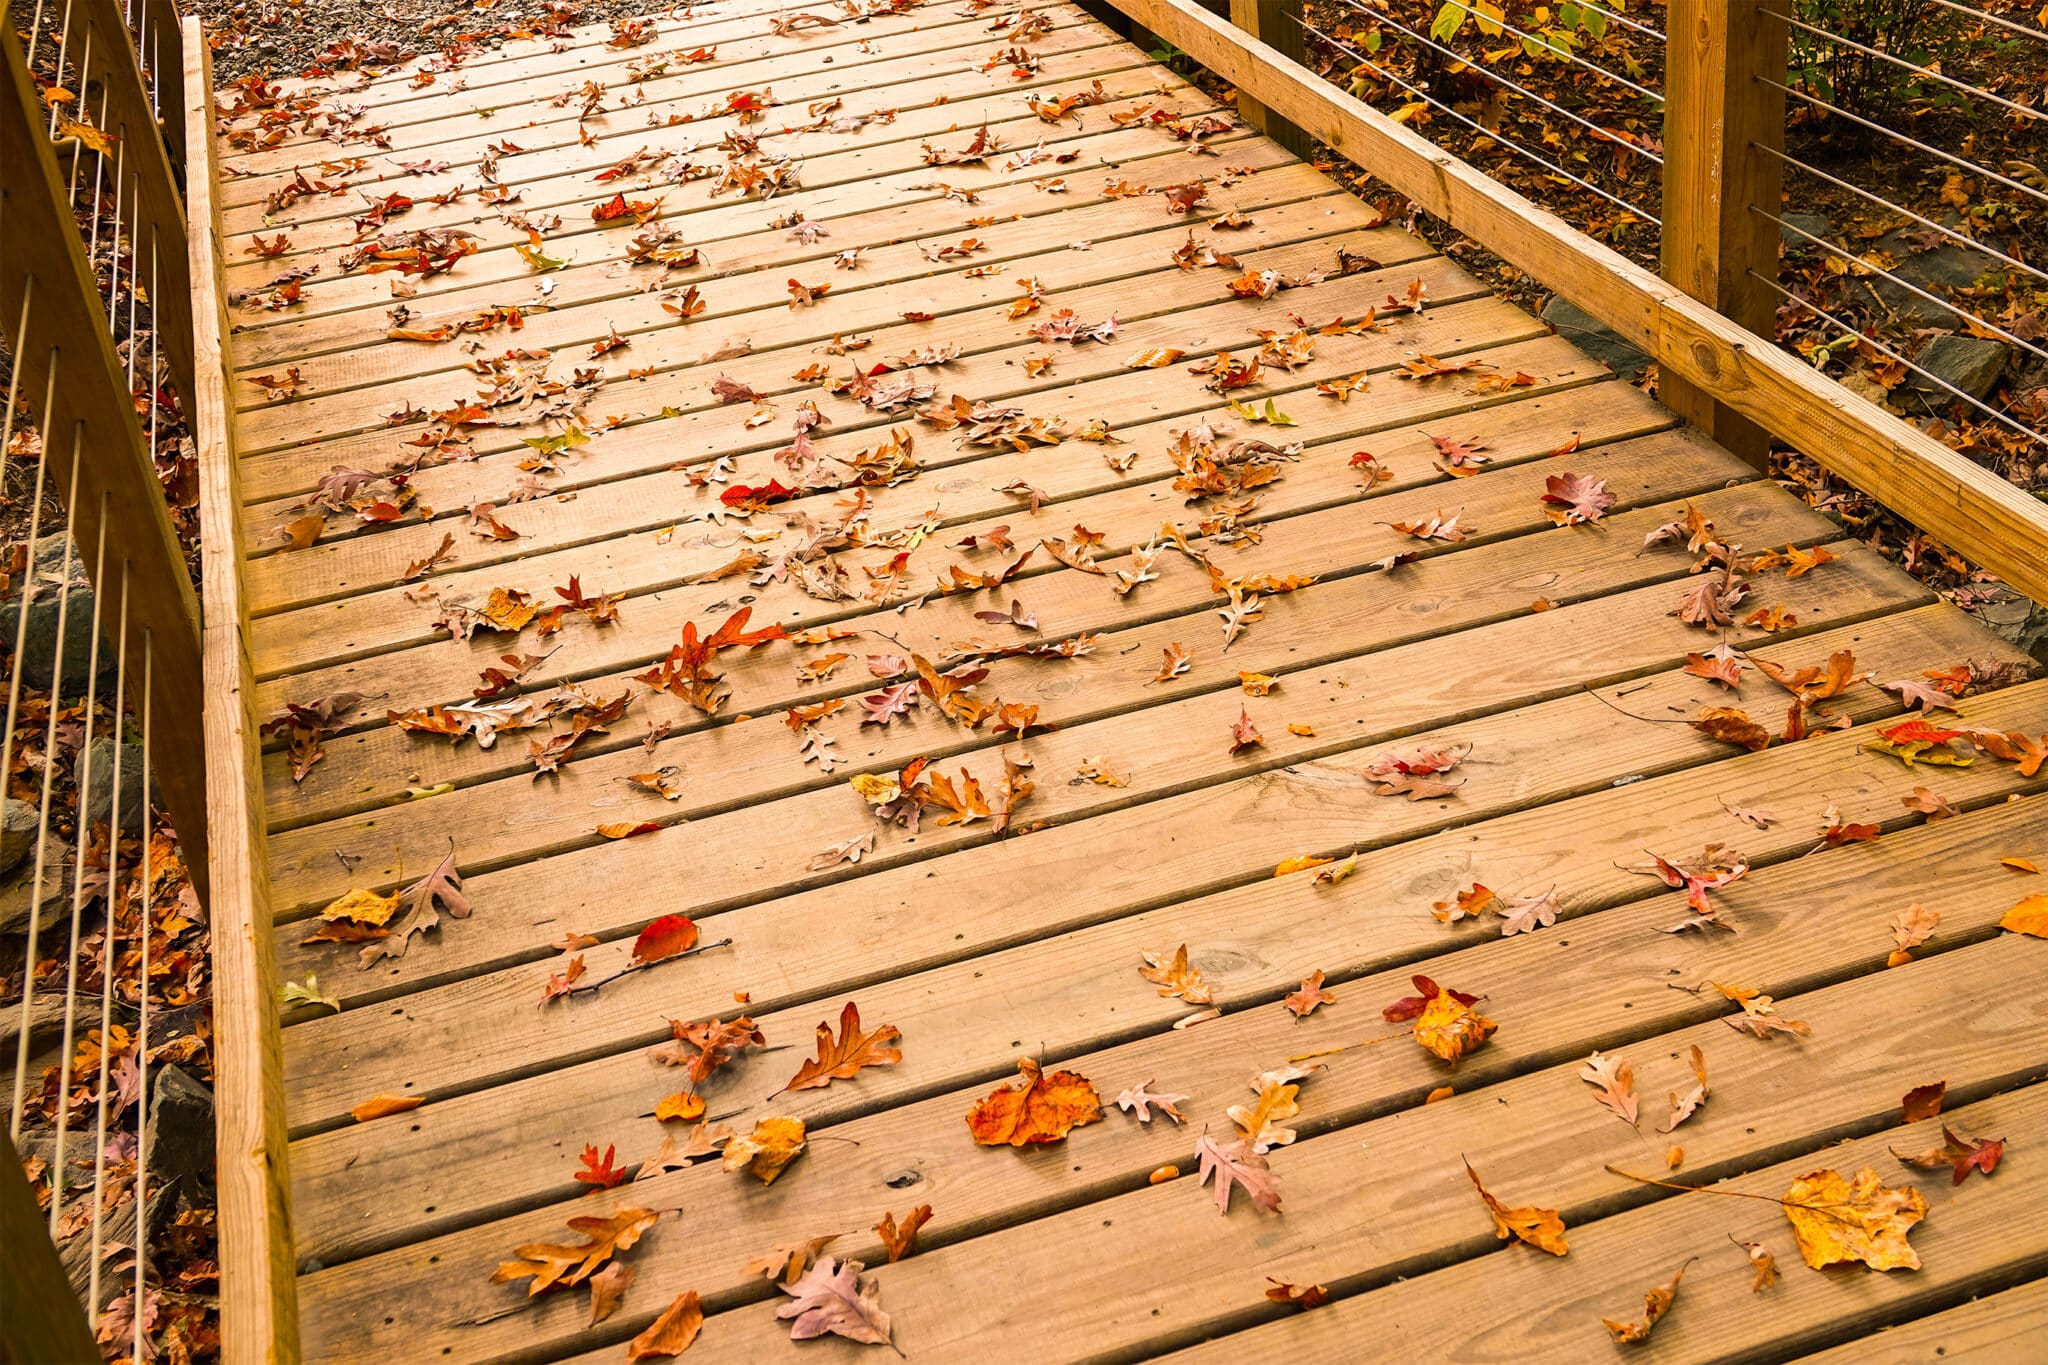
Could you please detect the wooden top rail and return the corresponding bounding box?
[1112,0,2048,605]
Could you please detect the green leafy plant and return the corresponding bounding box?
[1786,0,1983,126]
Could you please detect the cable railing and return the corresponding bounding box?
[1277,0,2044,463]
[1106,0,2046,600]
[2,2,215,1358]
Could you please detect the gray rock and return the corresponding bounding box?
[75,737,156,838]
[1869,225,2008,323]
[1,796,39,875]
[1540,296,1650,381]
[0,534,117,694]
[1977,592,2048,668]
[146,1065,215,1192]
[1908,335,2010,400]
[1776,211,1832,247]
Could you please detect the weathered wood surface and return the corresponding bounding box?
[205,3,2048,1360]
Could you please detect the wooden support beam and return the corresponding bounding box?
[0,1140,99,1364]
[1094,0,2048,606]
[1660,0,1787,469]
[181,18,303,1365]
[1228,0,1310,156]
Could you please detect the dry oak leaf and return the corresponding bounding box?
[1782,1167,1925,1270]
[1195,1133,1282,1215]
[2000,894,2048,938]
[1265,1279,1330,1309]
[777,1257,893,1347]
[1139,944,1214,1004]
[1465,1160,1567,1255]
[1230,1072,1302,1153]
[350,1092,424,1123]
[491,1207,659,1295]
[744,1233,840,1286]
[1602,1259,1692,1344]
[723,1116,808,1184]
[1660,1045,1710,1134]
[786,1001,902,1092]
[1285,970,1336,1018]
[627,1291,704,1361]
[1892,1126,2005,1186]
[1735,1237,1780,1292]
[874,1203,932,1262]
[1578,1051,1638,1127]
[1116,1079,1189,1124]
[650,1015,764,1084]
[1691,706,1771,752]
[966,1057,1102,1146]
[1230,708,1264,754]
[1888,903,1941,967]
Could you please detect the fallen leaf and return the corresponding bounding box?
[1578,1051,1638,1127]
[1999,894,2048,938]
[873,1204,932,1262]
[966,1057,1102,1146]
[776,1258,892,1346]
[1115,1079,1189,1124]
[1139,944,1213,1004]
[1285,970,1335,1017]
[491,1208,659,1295]
[575,1143,629,1191]
[350,1093,424,1123]
[1195,1133,1282,1214]
[587,1260,634,1327]
[1892,1126,2005,1186]
[1602,1260,1692,1344]
[1265,1279,1330,1309]
[1902,1080,1947,1123]
[723,1117,808,1184]
[1466,1160,1567,1255]
[1734,1237,1778,1292]
[1887,903,1941,967]
[1782,1167,1925,1270]
[626,1290,702,1360]
[631,914,700,966]
[785,1002,902,1092]
[1659,1045,1709,1134]
[744,1234,840,1285]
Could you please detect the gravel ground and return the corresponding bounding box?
[192,0,683,82]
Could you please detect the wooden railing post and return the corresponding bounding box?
[1228,0,1311,156]
[1659,0,1788,469]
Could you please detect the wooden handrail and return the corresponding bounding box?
[0,15,211,888]
[181,18,303,1363]
[1102,0,2048,605]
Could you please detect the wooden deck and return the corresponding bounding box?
[209,1,2048,1358]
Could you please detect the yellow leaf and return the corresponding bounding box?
[2002,857,2039,873]
[1999,894,2048,938]
[320,887,400,926]
[655,1092,706,1122]
[850,772,901,806]
[723,1116,807,1183]
[1274,854,1334,877]
[1782,1167,1925,1270]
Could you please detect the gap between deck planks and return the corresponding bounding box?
[222,4,2048,1361]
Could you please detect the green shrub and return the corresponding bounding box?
[1786,0,1984,126]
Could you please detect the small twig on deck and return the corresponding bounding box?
[1604,1165,1853,1222]
[566,938,733,996]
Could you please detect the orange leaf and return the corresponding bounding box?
[1465,1159,1567,1255]
[2000,894,2048,938]
[784,1001,901,1092]
[966,1058,1102,1146]
[874,1204,932,1262]
[350,1093,424,1123]
[627,1290,704,1361]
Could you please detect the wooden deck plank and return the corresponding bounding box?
[208,8,2047,1361]
[259,380,1671,828]
[275,619,2040,1136]
[282,698,2045,1272]
[1789,1277,2048,1364]
[306,929,2048,1361]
